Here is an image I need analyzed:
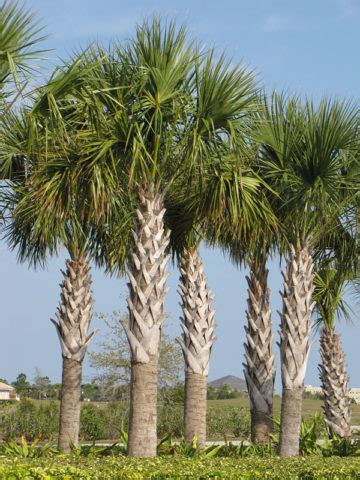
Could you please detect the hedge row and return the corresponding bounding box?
[0,456,360,479]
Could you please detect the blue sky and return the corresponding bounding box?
[1,0,359,391]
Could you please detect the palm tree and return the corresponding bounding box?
[244,251,275,443]
[241,136,278,444]
[176,156,275,448]
[164,52,261,448]
[313,247,355,438]
[178,244,215,448]
[216,224,276,444]
[167,182,217,450]
[3,54,130,451]
[258,93,358,456]
[204,128,278,444]
[82,20,261,456]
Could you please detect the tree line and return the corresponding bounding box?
[0,1,359,458]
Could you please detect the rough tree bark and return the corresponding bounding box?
[124,185,170,458]
[51,258,95,452]
[244,258,275,444]
[319,327,352,438]
[178,248,216,449]
[279,243,314,457]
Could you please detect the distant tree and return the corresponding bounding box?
[89,311,183,401]
[217,384,240,400]
[12,373,31,397]
[159,382,185,405]
[303,392,323,400]
[32,369,51,399]
[207,386,217,400]
[81,383,99,402]
[46,383,61,400]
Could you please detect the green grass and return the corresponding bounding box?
[208,396,360,425]
[28,396,360,425]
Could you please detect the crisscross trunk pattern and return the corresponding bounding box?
[178,248,216,449]
[244,259,275,443]
[51,258,95,452]
[319,327,352,438]
[125,185,170,457]
[279,244,314,457]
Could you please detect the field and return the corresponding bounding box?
[2,395,360,444]
[208,396,360,426]
[27,394,360,426]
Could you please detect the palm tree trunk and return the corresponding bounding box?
[124,185,170,458]
[178,248,216,449]
[59,358,82,450]
[279,243,314,457]
[319,327,351,438]
[244,258,275,444]
[51,258,95,452]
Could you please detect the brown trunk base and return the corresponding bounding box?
[250,408,273,444]
[279,386,303,457]
[128,355,158,457]
[184,372,207,449]
[58,358,82,452]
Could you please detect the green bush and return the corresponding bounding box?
[0,399,59,441]
[102,401,129,440]
[157,404,183,437]
[207,406,251,440]
[1,399,251,441]
[157,404,250,440]
[0,456,360,479]
[80,404,106,441]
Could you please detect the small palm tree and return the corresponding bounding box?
[175,150,276,448]
[205,130,278,444]
[258,93,358,456]
[241,134,278,444]
[314,248,355,438]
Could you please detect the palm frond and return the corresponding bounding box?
[0,0,47,89]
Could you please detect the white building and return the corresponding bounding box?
[304,385,360,404]
[304,385,322,395]
[0,382,19,401]
[348,388,360,404]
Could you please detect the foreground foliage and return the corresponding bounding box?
[0,456,360,479]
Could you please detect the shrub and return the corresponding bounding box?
[80,404,106,441]
[207,406,251,440]
[0,399,59,441]
[0,456,360,479]
[157,404,183,437]
[0,400,254,441]
[102,402,129,440]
